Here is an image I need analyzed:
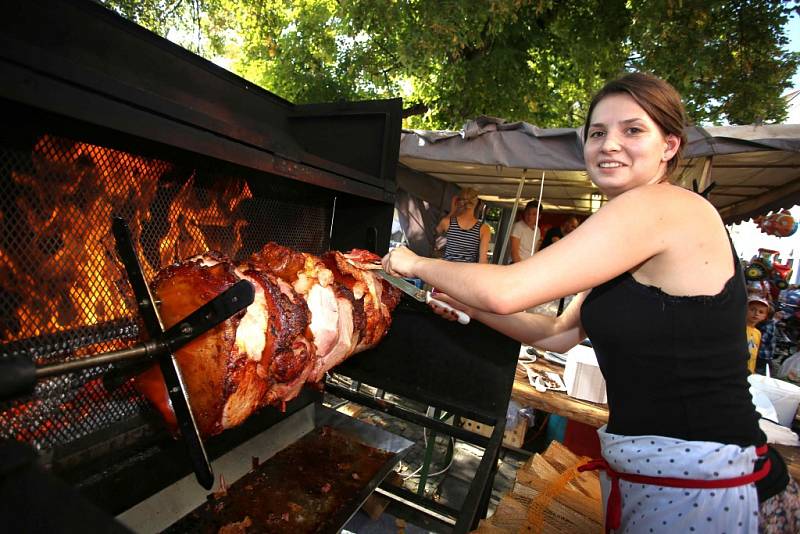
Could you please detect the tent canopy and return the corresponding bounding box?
[398,117,800,224]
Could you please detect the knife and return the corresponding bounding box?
[376,270,470,325]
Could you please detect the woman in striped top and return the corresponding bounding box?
[435,188,491,263]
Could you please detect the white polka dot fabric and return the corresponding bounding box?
[597,425,760,533]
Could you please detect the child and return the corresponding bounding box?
[748,293,773,374]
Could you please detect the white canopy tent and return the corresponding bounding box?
[398,117,800,225]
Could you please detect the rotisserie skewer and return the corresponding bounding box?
[0,280,254,401]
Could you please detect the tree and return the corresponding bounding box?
[99,0,799,129]
[628,0,799,125]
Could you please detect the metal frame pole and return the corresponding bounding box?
[496,168,527,263]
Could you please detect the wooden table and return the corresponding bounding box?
[511,358,608,428]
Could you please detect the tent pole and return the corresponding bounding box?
[497,168,527,264]
[530,170,545,258]
[698,157,713,193]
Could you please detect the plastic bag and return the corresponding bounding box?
[778,351,800,384]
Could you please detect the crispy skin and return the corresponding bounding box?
[248,242,307,283]
[135,256,244,436]
[380,279,401,314]
[240,267,316,408]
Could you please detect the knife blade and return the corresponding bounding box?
[376,270,470,325]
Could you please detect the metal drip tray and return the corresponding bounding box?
[122,404,412,533]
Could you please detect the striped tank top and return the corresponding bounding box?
[443,216,482,263]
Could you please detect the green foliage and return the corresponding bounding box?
[628,0,799,125]
[99,0,799,128]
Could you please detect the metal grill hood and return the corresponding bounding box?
[1,0,401,204]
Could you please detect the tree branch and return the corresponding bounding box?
[402,102,429,118]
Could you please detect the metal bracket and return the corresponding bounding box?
[112,217,215,489]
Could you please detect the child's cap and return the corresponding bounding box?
[748,293,772,308]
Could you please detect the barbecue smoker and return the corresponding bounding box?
[0,1,520,532]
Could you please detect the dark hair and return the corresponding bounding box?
[583,72,688,179]
[523,200,539,213]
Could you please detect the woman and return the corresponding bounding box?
[435,188,491,263]
[383,73,798,532]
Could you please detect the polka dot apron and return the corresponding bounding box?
[579,425,770,533]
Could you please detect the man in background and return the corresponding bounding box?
[510,201,541,263]
[541,215,579,249]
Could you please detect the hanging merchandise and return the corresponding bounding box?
[745,248,793,301]
[754,209,798,237]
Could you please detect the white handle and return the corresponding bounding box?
[426,294,470,324]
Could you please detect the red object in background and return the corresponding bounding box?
[754,210,798,237]
[535,213,584,236]
[563,420,601,458]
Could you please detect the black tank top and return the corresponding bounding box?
[581,247,762,446]
[443,216,482,263]
[581,243,788,500]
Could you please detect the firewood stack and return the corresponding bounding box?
[473,441,603,533]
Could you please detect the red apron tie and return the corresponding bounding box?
[578,445,771,533]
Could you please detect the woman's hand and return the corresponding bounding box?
[382,246,422,278]
[428,291,475,322]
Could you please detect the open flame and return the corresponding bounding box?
[0,133,255,449]
[158,172,252,269]
[0,134,253,344]
[1,135,162,340]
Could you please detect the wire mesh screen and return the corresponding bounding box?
[0,133,331,451]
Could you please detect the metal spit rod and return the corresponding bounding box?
[34,341,163,378]
[0,279,254,401]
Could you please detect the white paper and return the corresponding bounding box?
[563,344,607,404]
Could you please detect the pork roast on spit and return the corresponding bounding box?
[133,245,401,437]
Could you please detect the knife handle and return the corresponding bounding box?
[426,294,470,325]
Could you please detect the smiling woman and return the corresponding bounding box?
[582,78,684,198]
[383,72,800,532]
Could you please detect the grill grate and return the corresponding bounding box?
[0,132,331,451]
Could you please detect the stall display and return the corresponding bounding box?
[755,210,798,237]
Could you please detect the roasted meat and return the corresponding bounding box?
[134,253,253,436]
[324,250,395,354]
[133,245,400,436]
[250,243,354,383]
[239,265,315,410]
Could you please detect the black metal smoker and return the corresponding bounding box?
[0,1,519,532]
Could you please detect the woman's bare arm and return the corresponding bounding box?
[385,185,690,314]
[432,291,588,353]
[435,216,449,236]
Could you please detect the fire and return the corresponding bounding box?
[158,173,252,268]
[0,134,253,344]
[0,132,256,448]
[1,135,163,340]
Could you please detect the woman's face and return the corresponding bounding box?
[584,93,679,198]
